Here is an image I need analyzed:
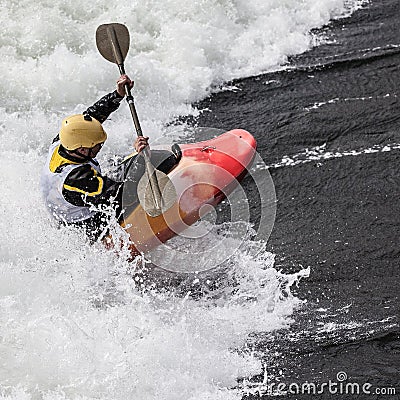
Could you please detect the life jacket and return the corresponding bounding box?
[40,141,101,224]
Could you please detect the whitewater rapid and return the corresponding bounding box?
[0,0,366,398]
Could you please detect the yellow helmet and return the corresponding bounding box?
[59,114,107,150]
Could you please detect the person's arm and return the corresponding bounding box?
[50,75,134,144]
[50,90,124,144]
[84,74,134,123]
[83,90,124,123]
[62,164,122,208]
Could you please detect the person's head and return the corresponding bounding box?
[59,114,107,159]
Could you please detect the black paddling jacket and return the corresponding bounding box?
[42,90,125,230]
[42,90,178,239]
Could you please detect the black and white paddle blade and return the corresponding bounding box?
[96,23,130,64]
[137,170,177,217]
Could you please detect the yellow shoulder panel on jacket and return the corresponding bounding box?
[49,145,79,173]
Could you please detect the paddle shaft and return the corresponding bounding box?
[107,25,143,137]
[106,25,162,209]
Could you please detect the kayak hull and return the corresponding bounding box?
[116,129,257,256]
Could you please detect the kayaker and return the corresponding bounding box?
[41,74,178,240]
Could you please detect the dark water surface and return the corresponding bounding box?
[195,0,399,398]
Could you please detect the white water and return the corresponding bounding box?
[0,0,362,398]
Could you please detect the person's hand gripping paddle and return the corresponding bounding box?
[96,23,176,217]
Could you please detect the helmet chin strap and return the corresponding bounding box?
[69,148,94,162]
[88,147,97,159]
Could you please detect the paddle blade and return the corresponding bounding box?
[96,23,130,64]
[137,170,177,217]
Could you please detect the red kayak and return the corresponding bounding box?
[108,129,256,257]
